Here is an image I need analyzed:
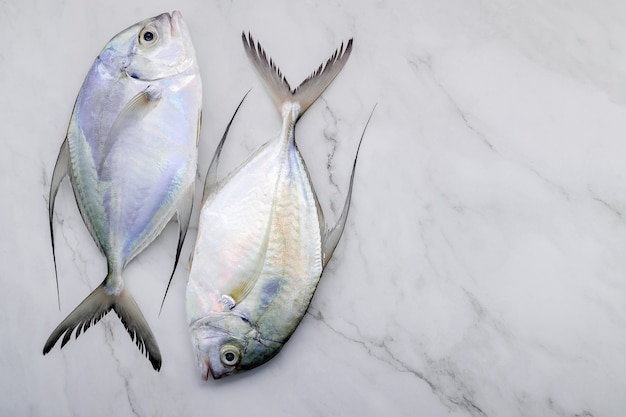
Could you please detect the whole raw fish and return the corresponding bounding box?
[43,11,202,371]
[186,33,363,379]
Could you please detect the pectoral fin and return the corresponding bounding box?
[49,138,70,309]
[228,210,273,306]
[99,86,162,171]
[221,194,277,308]
[322,106,375,268]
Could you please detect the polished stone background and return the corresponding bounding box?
[1,1,625,416]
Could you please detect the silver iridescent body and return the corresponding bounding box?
[187,34,360,379]
[44,11,202,370]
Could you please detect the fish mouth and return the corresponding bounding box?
[203,359,215,381]
[202,358,228,380]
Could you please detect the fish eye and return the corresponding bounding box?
[139,25,159,46]
[220,345,240,366]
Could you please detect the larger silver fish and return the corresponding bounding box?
[186,33,361,379]
[43,11,202,371]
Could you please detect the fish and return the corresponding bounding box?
[43,11,202,371]
[186,33,367,380]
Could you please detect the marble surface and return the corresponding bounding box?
[2,0,626,416]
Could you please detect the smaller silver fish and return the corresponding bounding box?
[186,33,370,379]
[43,11,202,371]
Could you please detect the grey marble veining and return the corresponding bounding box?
[1,1,625,416]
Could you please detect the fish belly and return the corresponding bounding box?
[187,138,323,343]
[187,140,282,323]
[242,144,323,343]
[68,66,198,264]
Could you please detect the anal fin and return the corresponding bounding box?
[49,138,70,309]
[322,105,376,267]
[159,184,194,315]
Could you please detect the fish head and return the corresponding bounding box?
[101,11,196,81]
[191,326,244,380]
[190,314,284,380]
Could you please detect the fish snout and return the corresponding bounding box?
[203,359,211,381]
[169,10,185,38]
[152,12,171,31]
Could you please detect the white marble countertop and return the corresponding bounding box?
[2,1,625,416]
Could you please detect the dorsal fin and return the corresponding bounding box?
[202,91,250,204]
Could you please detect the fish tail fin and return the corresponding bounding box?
[242,33,353,120]
[113,288,162,371]
[43,278,162,371]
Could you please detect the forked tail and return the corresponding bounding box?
[43,278,162,371]
[242,33,353,120]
